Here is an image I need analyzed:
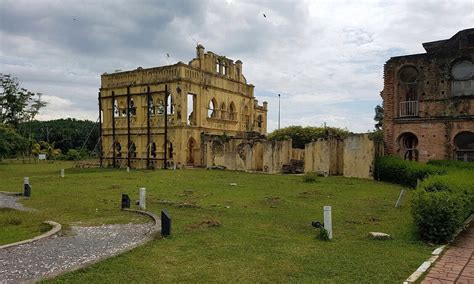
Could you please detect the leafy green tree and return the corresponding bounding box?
[0,124,28,159]
[374,104,384,131]
[268,125,351,148]
[0,73,47,128]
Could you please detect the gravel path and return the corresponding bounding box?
[0,223,154,283]
[0,193,157,283]
[0,193,32,211]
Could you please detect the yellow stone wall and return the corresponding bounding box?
[99,45,268,169]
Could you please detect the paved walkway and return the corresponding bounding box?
[0,193,32,211]
[0,193,156,283]
[422,223,474,283]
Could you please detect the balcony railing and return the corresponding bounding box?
[399,101,419,117]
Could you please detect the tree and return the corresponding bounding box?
[0,124,28,159]
[0,74,47,128]
[267,125,351,149]
[374,104,384,131]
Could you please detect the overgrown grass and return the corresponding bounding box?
[0,162,432,283]
[0,208,51,245]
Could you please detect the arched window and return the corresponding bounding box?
[220,103,226,119]
[128,142,137,158]
[398,66,419,117]
[398,132,418,161]
[229,102,236,120]
[208,98,217,118]
[223,62,228,75]
[452,60,474,97]
[150,142,157,158]
[256,114,263,128]
[114,141,122,158]
[454,131,474,162]
[113,100,119,117]
[167,94,174,114]
[216,60,220,74]
[157,100,165,115]
[129,98,136,116]
[148,97,155,115]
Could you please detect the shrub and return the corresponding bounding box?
[412,190,466,243]
[413,171,474,243]
[374,156,444,188]
[66,149,82,161]
[303,172,318,183]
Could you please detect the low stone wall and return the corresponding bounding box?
[343,134,376,179]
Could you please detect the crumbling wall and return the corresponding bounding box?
[262,140,292,173]
[343,134,375,179]
[304,138,343,175]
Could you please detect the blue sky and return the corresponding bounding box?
[0,0,472,132]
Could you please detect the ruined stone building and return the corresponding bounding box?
[381,29,474,162]
[99,45,268,169]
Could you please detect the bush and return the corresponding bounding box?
[427,160,474,170]
[413,171,474,243]
[374,156,444,188]
[66,149,82,161]
[412,190,466,243]
[303,172,318,183]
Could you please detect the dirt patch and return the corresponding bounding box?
[157,199,200,208]
[367,216,382,223]
[186,218,221,230]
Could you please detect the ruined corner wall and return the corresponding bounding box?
[343,134,375,179]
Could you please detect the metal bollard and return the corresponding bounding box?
[121,194,130,209]
[23,177,31,197]
[161,210,171,237]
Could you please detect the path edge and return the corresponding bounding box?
[33,208,161,283]
[0,221,61,250]
[403,213,474,284]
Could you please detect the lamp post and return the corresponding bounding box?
[278,93,281,129]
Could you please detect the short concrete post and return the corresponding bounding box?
[127,167,130,173]
[323,206,332,240]
[60,169,65,178]
[139,187,146,210]
[23,177,31,197]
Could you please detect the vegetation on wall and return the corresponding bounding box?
[267,125,351,149]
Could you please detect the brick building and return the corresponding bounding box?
[381,29,474,162]
[99,45,267,169]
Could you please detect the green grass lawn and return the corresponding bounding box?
[0,162,432,283]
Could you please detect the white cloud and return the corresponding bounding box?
[0,0,471,133]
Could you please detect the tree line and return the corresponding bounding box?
[1,74,99,160]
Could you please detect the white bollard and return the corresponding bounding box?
[323,206,333,240]
[24,177,29,185]
[60,169,65,178]
[127,167,130,173]
[395,189,406,208]
[139,187,146,210]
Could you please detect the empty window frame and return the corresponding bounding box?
[452,60,474,97]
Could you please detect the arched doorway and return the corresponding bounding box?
[398,132,418,161]
[187,137,196,165]
[454,131,474,162]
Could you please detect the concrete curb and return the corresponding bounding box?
[34,208,161,283]
[0,191,22,196]
[0,221,61,250]
[404,213,474,284]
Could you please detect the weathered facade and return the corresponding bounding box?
[381,29,474,162]
[99,45,268,169]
